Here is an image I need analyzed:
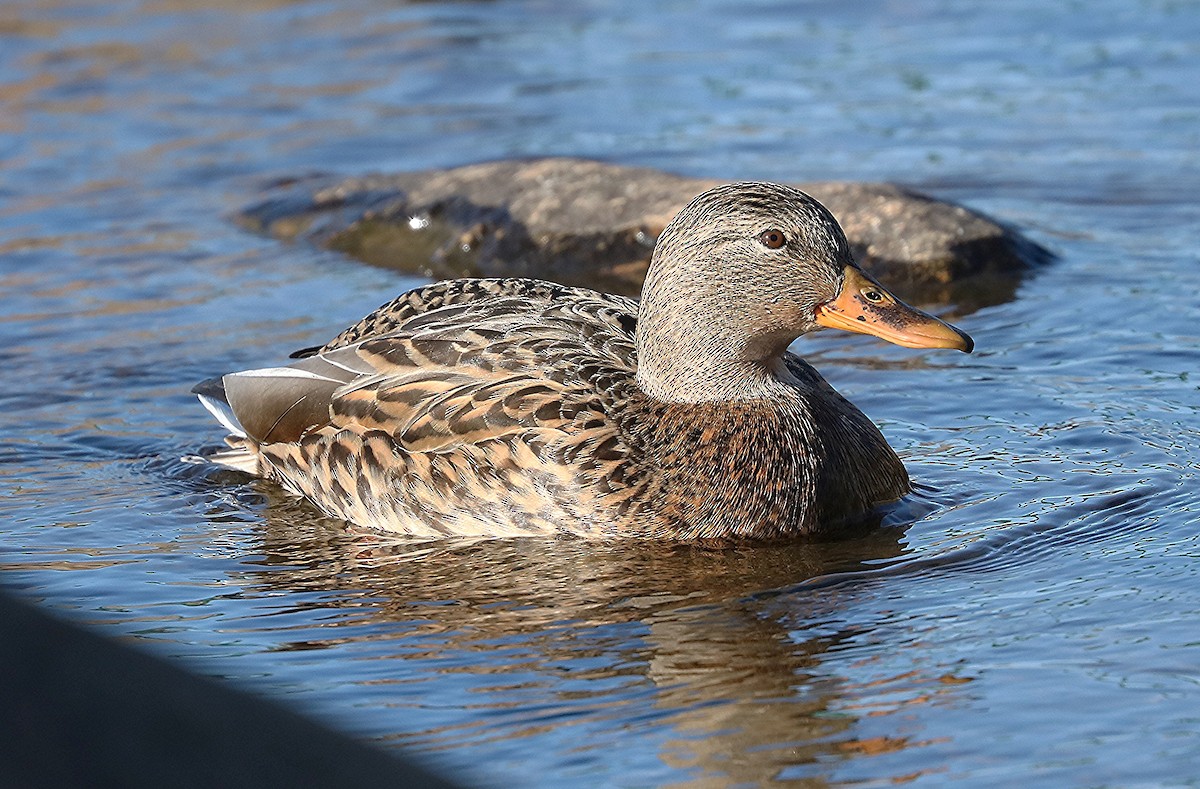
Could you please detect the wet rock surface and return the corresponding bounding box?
[238,157,1052,308]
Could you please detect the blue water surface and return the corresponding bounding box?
[2,1,1199,786]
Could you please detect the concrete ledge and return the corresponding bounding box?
[0,590,467,789]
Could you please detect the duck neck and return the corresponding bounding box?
[634,315,795,404]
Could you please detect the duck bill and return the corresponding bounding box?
[814,266,974,352]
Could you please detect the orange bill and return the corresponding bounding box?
[814,266,974,352]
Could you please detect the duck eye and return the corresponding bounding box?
[759,229,786,249]
[863,289,884,303]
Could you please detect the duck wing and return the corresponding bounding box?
[292,278,636,356]
[208,279,639,452]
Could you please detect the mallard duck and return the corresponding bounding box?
[195,182,971,539]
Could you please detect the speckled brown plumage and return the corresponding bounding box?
[195,182,972,539]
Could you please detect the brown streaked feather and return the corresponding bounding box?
[208,279,647,537]
[197,182,950,539]
[253,424,610,538]
[310,278,636,356]
[316,296,636,455]
[201,276,907,538]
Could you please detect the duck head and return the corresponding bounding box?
[635,181,972,402]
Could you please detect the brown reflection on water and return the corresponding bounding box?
[221,486,954,785]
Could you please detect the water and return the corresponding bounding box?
[2,0,1199,785]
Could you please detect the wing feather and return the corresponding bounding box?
[307,278,637,355]
[224,279,639,457]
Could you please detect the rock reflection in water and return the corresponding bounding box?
[215,484,955,784]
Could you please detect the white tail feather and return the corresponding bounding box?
[197,392,247,438]
[208,445,259,474]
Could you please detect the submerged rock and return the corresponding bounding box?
[238,157,1052,308]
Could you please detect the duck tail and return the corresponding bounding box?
[192,374,262,474]
[207,438,261,475]
[192,375,248,438]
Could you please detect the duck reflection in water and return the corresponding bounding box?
[196,483,967,786]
